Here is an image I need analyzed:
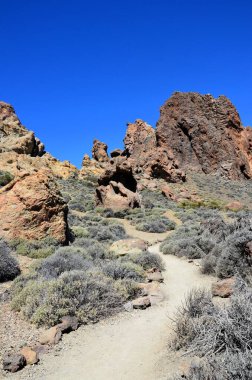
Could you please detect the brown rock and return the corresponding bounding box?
[212,277,235,298]
[161,184,176,201]
[20,346,39,365]
[225,201,243,211]
[92,139,109,162]
[156,92,252,179]
[146,268,164,283]
[0,102,45,157]
[245,241,252,257]
[32,344,50,359]
[2,353,26,372]
[132,296,151,309]
[39,326,62,345]
[0,170,68,243]
[109,238,148,256]
[124,119,186,183]
[96,181,140,211]
[57,316,78,333]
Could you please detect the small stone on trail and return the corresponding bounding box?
[3,353,26,372]
[20,346,39,365]
[39,326,62,345]
[132,296,151,309]
[58,316,78,333]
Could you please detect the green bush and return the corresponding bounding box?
[11,270,127,326]
[11,237,59,258]
[0,170,14,186]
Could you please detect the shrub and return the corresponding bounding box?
[132,251,165,271]
[135,216,176,233]
[87,223,126,242]
[172,282,252,355]
[0,170,14,186]
[11,270,128,326]
[36,251,94,280]
[172,352,252,380]
[11,238,58,258]
[100,260,144,281]
[0,240,20,282]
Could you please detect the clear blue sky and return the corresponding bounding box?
[1,0,252,167]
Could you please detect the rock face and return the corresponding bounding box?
[0,102,72,243]
[156,92,252,179]
[0,171,68,243]
[124,119,185,183]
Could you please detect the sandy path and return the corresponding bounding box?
[19,243,214,379]
[9,217,214,380]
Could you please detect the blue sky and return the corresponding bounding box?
[1,0,252,167]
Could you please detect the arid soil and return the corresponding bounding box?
[5,223,215,380]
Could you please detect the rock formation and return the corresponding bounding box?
[0,102,71,243]
[156,92,252,179]
[0,171,68,243]
[92,140,109,162]
[96,160,141,210]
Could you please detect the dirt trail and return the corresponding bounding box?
[17,220,215,380]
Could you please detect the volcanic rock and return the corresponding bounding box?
[2,353,26,372]
[39,326,62,345]
[92,139,109,162]
[20,346,39,365]
[132,296,151,309]
[0,170,68,243]
[156,92,252,179]
[96,181,140,211]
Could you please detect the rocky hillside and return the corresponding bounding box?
[0,92,251,242]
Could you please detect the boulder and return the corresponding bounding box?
[109,238,148,256]
[39,326,62,345]
[2,353,26,372]
[225,201,243,211]
[0,170,68,243]
[20,346,39,365]
[146,268,164,283]
[212,277,235,298]
[57,316,78,333]
[96,181,140,211]
[132,296,151,309]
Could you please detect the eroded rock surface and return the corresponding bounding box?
[0,171,68,243]
[156,92,252,179]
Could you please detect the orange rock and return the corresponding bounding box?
[20,346,39,365]
[0,170,68,243]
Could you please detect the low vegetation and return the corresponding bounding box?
[0,170,14,187]
[0,239,20,282]
[161,212,252,282]
[171,280,252,379]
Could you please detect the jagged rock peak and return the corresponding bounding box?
[92,139,109,162]
[0,101,45,157]
[156,92,252,179]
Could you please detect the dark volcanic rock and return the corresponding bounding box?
[3,353,26,372]
[156,92,252,179]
